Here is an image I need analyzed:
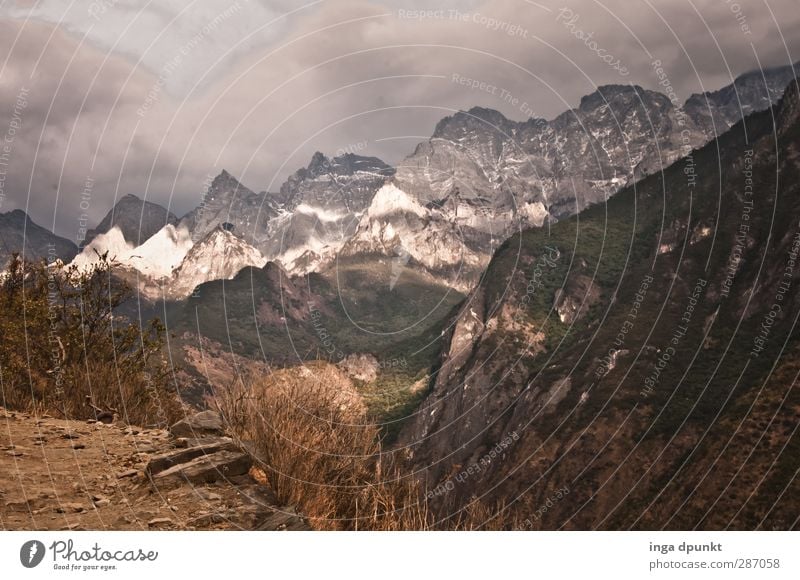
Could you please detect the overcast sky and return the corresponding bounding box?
[0,0,798,239]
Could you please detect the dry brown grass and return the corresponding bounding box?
[215,362,523,530]
[215,362,431,530]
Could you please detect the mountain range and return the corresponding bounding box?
[5,61,795,297]
[2,59,799,529]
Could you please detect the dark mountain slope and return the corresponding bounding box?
[0,209,78,266]
[398,79,800,530]
[85,193,177,246]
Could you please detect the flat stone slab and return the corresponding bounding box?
[145,439,237,476]
[151,450,252,485]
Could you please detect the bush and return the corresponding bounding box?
[215,362,518,530]
[0,253,181,426]
[214,363,430,530]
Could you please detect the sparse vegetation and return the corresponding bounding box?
[0,254,181,426]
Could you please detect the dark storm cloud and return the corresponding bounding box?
[0,0,798,238]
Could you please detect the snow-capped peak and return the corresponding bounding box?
[69,223,192,279]
[125,223,193,278]
[166,227,267,299]
[367,184,428,219]
[70,226,135,271]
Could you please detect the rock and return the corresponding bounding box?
[147,517,173,528]
[60,433,80,440]
[151,450,252,486]
[195,488,222,502]
[116,469,139,479]
[5,450,24,457]
[4,500,31,511]
[169,411,224,438]
[256,507,309,531]
[72,443,86,450]
[145,439,238,476]
[56,503,85,514]
[188,512,226,527]
[338,353,379,383]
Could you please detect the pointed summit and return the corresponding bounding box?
[278,150,392,211]
[209,169,246,193]
[179,170,273,251]
[85,194,176,247]
[307,151,328,172]
[577,84,666,112]
[433,107,512,139]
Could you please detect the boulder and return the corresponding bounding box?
[169,411,224,438]
[151,450,252,485]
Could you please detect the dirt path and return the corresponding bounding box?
[0,407,303,530]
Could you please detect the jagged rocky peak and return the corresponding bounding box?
[2,208,30,225]
[577,84,671,112]
[432,106,513,139]
[85,193,177,247]
[207,169,250,198]
[179,169,275,251]
[278,151,394,213]
[685,61,800,134]
[282,151,393,189]
[332,152,395,176]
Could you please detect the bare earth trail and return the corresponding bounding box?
[0,407,306,531]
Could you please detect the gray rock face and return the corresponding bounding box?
[262,153,395,273]
[180,170,278,250]
[85,193,177,246]
[343,66,799,290]
[685,62,800,135]
[278,151,394,212]
[393,85,700,227]
[178,157,393,275]
[169,410,225,438]
[0,209,78,266]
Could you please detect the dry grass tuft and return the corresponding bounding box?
[215,362,519,530]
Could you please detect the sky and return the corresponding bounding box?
[0,0,798,240]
